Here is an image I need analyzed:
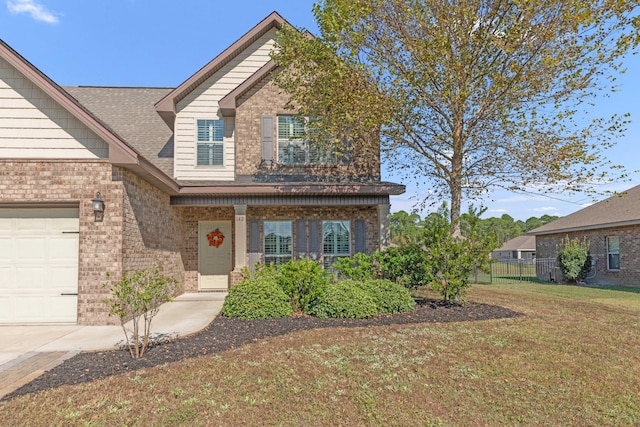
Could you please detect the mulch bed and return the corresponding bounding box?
[4,298,520,400]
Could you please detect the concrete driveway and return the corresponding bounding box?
[0,292,226,399]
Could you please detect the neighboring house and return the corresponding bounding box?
[491,235,536,260]
[529,185,640,286]
[0,12,404,325]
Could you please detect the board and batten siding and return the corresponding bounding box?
[173,28,277,181]
[0,57,109,159]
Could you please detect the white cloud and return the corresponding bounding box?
[7,0,60,24]
[533,206,558,213]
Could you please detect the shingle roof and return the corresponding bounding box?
[495,235,536,252]
[63,86,174,177]
[529,184,640,235]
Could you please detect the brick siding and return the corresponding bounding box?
[235,75,381,179]
[0,160,123,325]
[536,226,640,286]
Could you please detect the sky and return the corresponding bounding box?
[2,0,639,221]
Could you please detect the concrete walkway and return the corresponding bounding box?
[0,292,226,399]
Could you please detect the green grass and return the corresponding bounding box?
[2,282,640,426]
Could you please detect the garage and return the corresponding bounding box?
[0,207,79,324]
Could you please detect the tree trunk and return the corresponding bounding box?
[450,183,462,239]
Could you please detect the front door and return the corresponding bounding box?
[198,221,232,290]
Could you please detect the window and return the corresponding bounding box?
[197,119,224,166]
[607,236,620,270]
[264,221,292,265]
[322,220,351,270]
[277,115,336,165]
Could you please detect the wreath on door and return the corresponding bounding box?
[207,228,225,248]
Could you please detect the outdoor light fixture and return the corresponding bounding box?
[91,191,105,222]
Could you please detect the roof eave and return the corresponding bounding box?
[219,60,279,117]
[177,182,405,197]
[154,11,288,123]
[529,219,640,236]
[0,40,140,166]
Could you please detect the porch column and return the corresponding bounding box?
[233,204,247,272]
[379,203,391,250]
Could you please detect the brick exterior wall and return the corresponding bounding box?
[0,159,123,325]
[115,168,185,294]
[235,75,381,179]
[536,226,640,286]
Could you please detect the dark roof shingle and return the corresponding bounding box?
[63,86,174,177]
[529,185,640,235]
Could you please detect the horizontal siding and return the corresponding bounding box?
[0,57,108,159]
[174,28,276,181]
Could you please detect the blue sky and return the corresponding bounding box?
[2,0,639,221]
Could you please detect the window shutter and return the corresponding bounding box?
[261,115,274,163]
[249,220,260,252]
[308,220,320,260]
[296,220,307,257]
[248,219,260,270]
[355,219,366,254]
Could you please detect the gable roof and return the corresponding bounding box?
[495,235,536,252]
[154,11,288,128]
[64,86,175,177]
[529,185,640,235]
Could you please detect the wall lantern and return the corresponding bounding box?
[91,191,105,222]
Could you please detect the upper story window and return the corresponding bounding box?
[606,236,620,270]
[264,221,292,266]
[277,115,336,165]
[197,119,224,166]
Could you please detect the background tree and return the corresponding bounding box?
[272,0,639,237]
[389,210,423,245]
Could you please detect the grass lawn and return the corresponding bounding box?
[2,283,640,426]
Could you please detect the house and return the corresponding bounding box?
[491,235,536,260]
[0,12,404,325]
[529,185,640,286]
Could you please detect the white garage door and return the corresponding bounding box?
[0,207,79,324]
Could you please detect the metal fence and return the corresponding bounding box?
[474,258,558,284]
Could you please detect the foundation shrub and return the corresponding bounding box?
[353,279,416,314]
[307,281,378,319]
[274,258,331,312]
[221,277,293,319]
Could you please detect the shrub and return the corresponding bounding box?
[274,258,331,312]
[104,267,179,359]
[352,279,416,314]
[374,244,430,289]
[332,253,377,281]
[307,281,378,319]
[221,277,293,319]
[557,236,591,283]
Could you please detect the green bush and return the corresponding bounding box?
[352,279,416,314]
[274,258,331,312]
[104,267,179,359]
[307,281,378,319]
[221,277,293,319]
[332,253,376,281]
[374,244,430,289]
[557,236,591,283]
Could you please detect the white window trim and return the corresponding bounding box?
[264,220,293,265]
[196,118,225,167]
[322,220,351,271]
[277,115,336,165]
[606,236,620,271]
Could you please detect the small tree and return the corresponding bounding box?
[557,236,591,284]
[104,267,178,358]
[423,204,496,304]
